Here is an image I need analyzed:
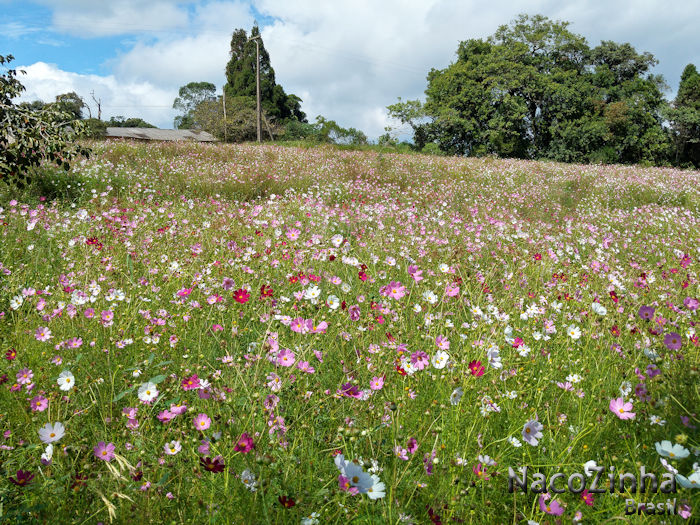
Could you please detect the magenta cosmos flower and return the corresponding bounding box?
[663,332,682,351]
[193,413,211,431]
[609,397,635,420]
[234,432,254,453]
[94,441,116,462]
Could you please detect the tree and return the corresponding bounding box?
[173,81,216,129]
[192,95,279,142]
[54,91,88,120]
[107,116,157,128]
[391,14,672,165]
[224,24,306,126]
[1,54,90,185]
[667,64,700,166]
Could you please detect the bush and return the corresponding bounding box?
[1,54,90,185]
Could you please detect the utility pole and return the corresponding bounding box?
[247,34,262,143]
[222,85,227,142]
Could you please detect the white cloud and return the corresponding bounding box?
[16,62,178,128]
[36,0,196,37]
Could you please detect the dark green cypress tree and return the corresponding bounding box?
[224,25,306,124]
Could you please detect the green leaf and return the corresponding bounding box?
[113,387,134,402]
[149,374,167,384]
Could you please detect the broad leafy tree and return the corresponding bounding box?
[173,81,217,129]
[390,14,672,165]
[1,54,90,185]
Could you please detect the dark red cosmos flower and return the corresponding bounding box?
[5,348,16,361]
[233,289,250,304]
[611,325,620,337]
[70,473,88,492]
[9,470,34,487]
[200,456,225,473]
[329,254,336,261]
[395,365,407,376]
[289,275,298,284]
[260,284,273,299]
[533,253,542,261]
[609,290,619,303]
[358,271,368,281]
[278,495,296,508]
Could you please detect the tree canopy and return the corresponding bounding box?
[389,14,695,166]
[173,81,217,129]
[225,24,306,124]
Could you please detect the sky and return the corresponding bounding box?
[1,0,699,140]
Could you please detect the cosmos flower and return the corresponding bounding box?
[655,440,690,459]
[663,332,682,351]
[164,440,181,455]
[193,413,212,431]
[522,420,544,446]
[609,398,635,420]
[57,370,75,391]
[234,433,255,453]
[38,422,65,443]
[94,441,116,462]
[138,382,159,403]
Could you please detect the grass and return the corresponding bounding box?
[0,140,698,523]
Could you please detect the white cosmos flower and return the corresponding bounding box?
[508,437,522,448]
[366,474,386,499]
[9,295,23,310]
[330,234,343,247]
[583,460,599,477]
[422,290,438,305]
[327,295,340,310]
[38,422,65,443]
[164,440,181,455]
[138,382,159,402]
[438,263,449,273]
[431,351,450,369]
[655,440,690,459]
[450,387,463,405]
[591,302,607,316]
[41,443,54,463]
[567,325,582,340]
[57,370,75,391]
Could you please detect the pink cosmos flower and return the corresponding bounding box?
[445,283,459,297]
[407,265,423,282]
[369,376,384,390]
[539,493,564,515]
[277,348,296,367]
[609,397,635,420]
[17,368,33,385]
[381,281,406,300]
[407,437,418,454]
[177,287,193,297]
[290,317,307,333]
[30,395,48,412]
[411,351,429,370]
[193,413,211,431]
[435,335,450,350]
[35,327,51,342]
[394,446,408,460]
[297,361,315,373]
[309,320,328,334]
[338,474,359,494]
[94,441,116,462]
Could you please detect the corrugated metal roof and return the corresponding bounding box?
[104,128,218,142]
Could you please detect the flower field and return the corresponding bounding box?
[1,141,699,523]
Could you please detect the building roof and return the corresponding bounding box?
[104,128,218,142]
